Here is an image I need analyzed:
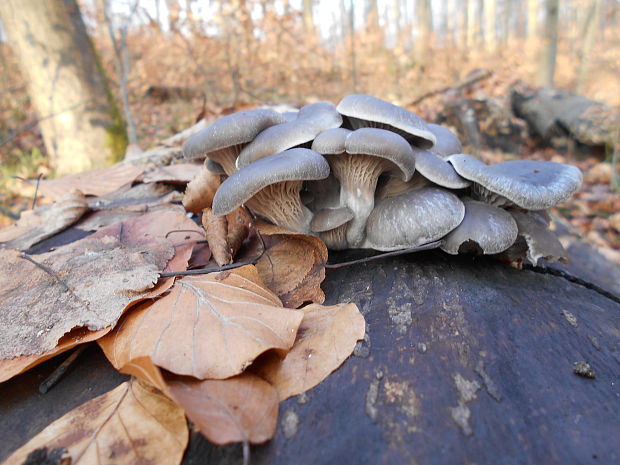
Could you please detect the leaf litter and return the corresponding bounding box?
[1,154,367,464]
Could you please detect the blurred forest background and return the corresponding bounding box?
[0,0,619,257]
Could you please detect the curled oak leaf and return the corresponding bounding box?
[35,163,144,201]
[226,207,252,258]
[0,327,109,384]
[165,372,279,445]
[0,189,88,251]
[252,303,365,401]
[183,166,221,213]
[98,265,304,380]
[0,216,175,359]
[254,221,328,308]
[202,207,232,266]
[3,379,188,465]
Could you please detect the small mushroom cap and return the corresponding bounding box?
[183,108,285,160]
[310,206,354,233]
[237,102,342,168]
[212,148,330,216]
[312,128,352,155]
[509,209,567,265]
[344,128,417,181]
[447,154,583,210]
[205,158,226,175]
[365,187,465,251]
[414,150,471,189]
[427,123,462,158]
[440,200,518,255]
[336,94,436,149]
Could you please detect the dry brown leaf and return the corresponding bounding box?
[188,241,212,269]
[202,207,231,266]
[183,165,221,213]
[0,189,88,250]
[138,163,203,184]
[36,163,144,201]
[166,372,279,445]
[0,213,176,359]
[252,303,365,401]
[255,221,328,308]
[0,210,200,380]
[226,207,252,257]
[98,265,304,379]
[0,327,109,384]
[3,379,188,465]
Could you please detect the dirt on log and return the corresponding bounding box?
[1,245,619,464]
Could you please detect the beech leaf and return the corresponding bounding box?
[252,303,365,400]
[138,163,203,184]
[3,379,188,465]
[183,165,221,213]
[35,163,144,201]
[0,213,176,359]
[99,265,304,379]
[0,190,88,250]
[202,207,232,266]
[0,327,109,384]
[255,221,328,308]
[166,372,279,445]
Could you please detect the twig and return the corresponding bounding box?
[39,345,88,394]
[164,229,206,239]
[19,253,70,292]
[324,241,442,269]
[407,69,493,106]
[31,173,43,209]
[159,258,259,278]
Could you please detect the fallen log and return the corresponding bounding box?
[1,244,619,464]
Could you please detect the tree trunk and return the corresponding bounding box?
[302,0,315,33]
[527,0,538,44]
[576,0,600,94]
[466,0,481,48]
[483,0,496,52]
[0,0,127,175]
[537,0,559,87]
[414,0,432,64]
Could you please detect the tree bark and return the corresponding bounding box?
[483,0,496,52]
[537,0,559,87]
[414,0,432,64]
[0,0,127,175]
[576,0,600,94]
[302,0,315,33]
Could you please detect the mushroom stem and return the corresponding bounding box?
[329,154,387,247]
[208,144,245,176]
[246,180,312,233]
[319,224,349,250]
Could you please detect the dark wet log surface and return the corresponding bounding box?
[1,245,620,465]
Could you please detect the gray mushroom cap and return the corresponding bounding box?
[205,158,226,175]
[427,123,462,158]
[344,128,417,181]
[183,108,286,175]
[447,154,583,209]
[213,149,330,233]
[364,187,465,251]
[326,128,417,247]
[336,94,436,149]
[508,209,567,265]
[310,206,354,233]
[236,101,342,168]
[312,128,351,155]
[440,200,518,255]
[413,150,471,189]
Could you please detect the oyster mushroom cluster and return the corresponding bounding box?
[183,94,583,265]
